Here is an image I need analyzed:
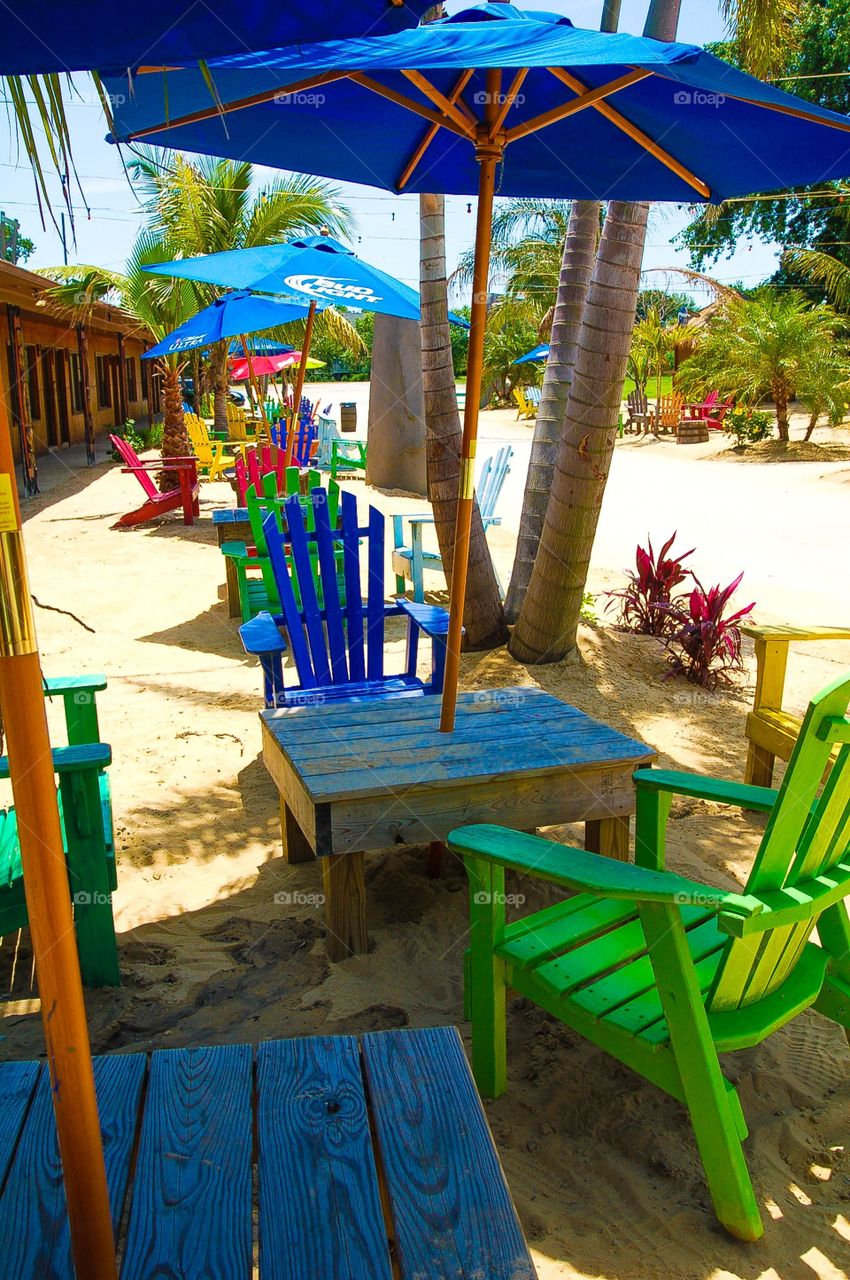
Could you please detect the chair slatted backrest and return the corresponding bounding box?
[708,673,850,1013]
[246,468,330,558]
[627,390,648,416]
[477,446,512,521]
[110,435,157,500]
[186,416,214,466]
[234,455,248,505]
[656,393,684,426]
[262,489,384,693]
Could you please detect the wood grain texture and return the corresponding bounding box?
[256,1036,392,1280]
[322,852,368,961]
[280,799,315,864]
[121,1044,253,1280]
[0,1059,40,1186]
[0,1053,145,1278]
[362,1027,537,1279]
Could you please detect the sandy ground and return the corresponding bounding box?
[3,392,850,1278]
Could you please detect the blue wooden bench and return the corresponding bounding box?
[0,676,118,987]
[0,1026,537,1278]
[391,445,512,603]
[240,488,450,710]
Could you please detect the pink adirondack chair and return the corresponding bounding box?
[706,398,734,429]
[684,390,719,420]
[109,435,199,528]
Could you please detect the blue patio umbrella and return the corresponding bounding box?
[104,1,850,732]
[229,338,296,357]
[0,0,430,72]
[514,343,549,365]
[140,290,320,359]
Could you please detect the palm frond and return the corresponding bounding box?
[783,247,850,309]
[719,0,802,77]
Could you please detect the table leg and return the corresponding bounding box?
[585,816,630,861]
[321,851,368,962]
[280,800,315,864]
[224,555,241,618]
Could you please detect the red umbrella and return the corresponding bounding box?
[230,351,325,379]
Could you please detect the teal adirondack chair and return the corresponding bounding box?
[449,673,850,1241]
[221,468,341,623]
[392,445,512,603]
[0,675,118,987]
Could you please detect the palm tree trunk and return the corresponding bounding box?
[210,342,229,435]
[509,201,650,663]
[503,200,599,622]
[773,384,791,441]
[804,412,819,440]
[419,192,507,649]
[159,363,190,493]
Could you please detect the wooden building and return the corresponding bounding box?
[1,259,156,491]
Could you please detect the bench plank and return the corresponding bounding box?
[0,1053,145,1278]
[362,1027,537,1280]
[257,1035,392,1280]
[121,1044,253,1280]
[0,1060,40,1186]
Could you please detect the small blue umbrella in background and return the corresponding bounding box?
[107,1,850,732]
[513,343,549,365]
[142,289,323,432]
[143,235,467,462]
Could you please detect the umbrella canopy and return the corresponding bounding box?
[1,0,430,73]
[142,290,320,359]
[514,343,549,364]
[231,352,325,378]
[145,236,429,321]
[106,3,850,201]
[229,337,296,357]
[105,1,850,734]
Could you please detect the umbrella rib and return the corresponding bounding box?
[397,68,475,190]
[712,91,850,133]
[547,66,711,198]
[488,68,530,138]
[125,70,349,139]
[505,68,651,143]
[348,71,476,140]
[400,69,478,131]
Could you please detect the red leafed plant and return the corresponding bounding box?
[607,533,694,636]
[664,573,755,688]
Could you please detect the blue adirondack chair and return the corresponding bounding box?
[392,445,513,603]
[240,488,451,709]
[270,417,316,467]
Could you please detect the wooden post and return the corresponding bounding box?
[0,393,117,1277]
[77,324,96,464]
[238,333,271,437]
[117,333,129,425]
[6,304,38,495]
[285,298,317,468]
[440,76,503,733]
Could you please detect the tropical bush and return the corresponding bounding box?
[664,574,755,689]
[607,533,694,637]
[724,406,772,449]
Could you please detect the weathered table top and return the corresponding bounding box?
[0,1026,536,1279]
[262,688,655,858]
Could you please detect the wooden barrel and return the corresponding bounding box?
[677,420,710,445]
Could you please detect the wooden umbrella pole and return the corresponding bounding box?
[239,333,271,437]
[285,298,317,468]
[0,398,117,1277]
[440,114,503,733]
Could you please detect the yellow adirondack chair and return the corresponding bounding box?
[742,623,850,785]
[512,387,536,420]
[186,414,246,482]
[226,403,267,443]
[651,392,684,435]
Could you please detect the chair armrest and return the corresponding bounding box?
[121,458,197,471]
[239,611,286,657]
[220,539,251,561]
[0,742,112,780]
[741,624,850,643]
[633,768,778,813]
[397,599,450,638]
[394,512,436,528]
[43,675,107,697]
[449,824,761,918]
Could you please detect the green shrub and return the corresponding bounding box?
[110,419,145,460]
[146,419,164,449]
[724,407,773,449]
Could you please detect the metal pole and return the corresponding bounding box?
[0,394,117,1278]
[285,298,317,468]
[440,77,502,733]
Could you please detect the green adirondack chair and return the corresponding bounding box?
[221,469,342,623]
[449,673,850,1242]
[0,675,118,987]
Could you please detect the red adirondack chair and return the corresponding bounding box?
[109,435,199,528]
[684,390,720,420]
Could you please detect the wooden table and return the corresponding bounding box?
[0,1026,536,1279]
[261,688,655,960]
[212,507,251,617]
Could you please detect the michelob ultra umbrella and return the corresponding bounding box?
[106,0,850,733]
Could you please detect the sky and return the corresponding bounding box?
[0,0,782,305]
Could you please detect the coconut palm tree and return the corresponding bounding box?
[676,288,846,441]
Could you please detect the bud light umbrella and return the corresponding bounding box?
[142,289,324,432]
[143,235,447,463]
[106,1,850,732]
[514,343,549,364]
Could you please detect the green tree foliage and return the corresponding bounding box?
[677,0,850,275]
